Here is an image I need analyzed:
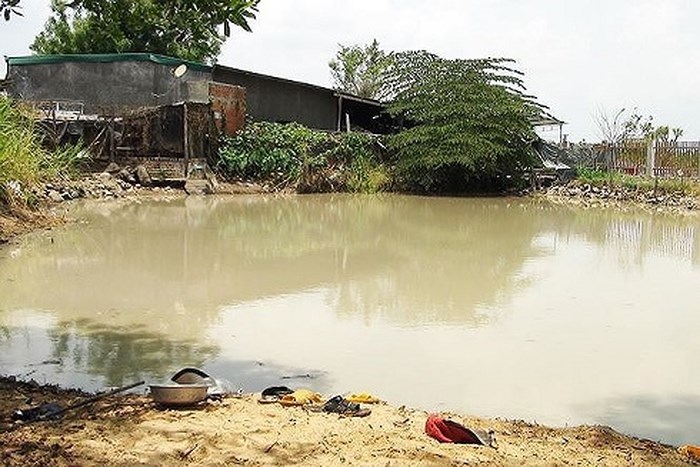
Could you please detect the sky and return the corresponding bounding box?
[1,0,700,142]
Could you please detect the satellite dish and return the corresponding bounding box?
[173,64,188,79]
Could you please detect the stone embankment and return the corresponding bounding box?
[32,163,266,203]
[34,163,169,203]
[539,182,699,213]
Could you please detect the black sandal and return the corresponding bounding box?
[321,395,371,417]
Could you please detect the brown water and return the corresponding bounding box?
[0,194,699,445]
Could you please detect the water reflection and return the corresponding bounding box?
[0,195,698,445]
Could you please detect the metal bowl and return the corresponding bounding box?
[149,384,208,407]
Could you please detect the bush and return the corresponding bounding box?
[217,122,390,193]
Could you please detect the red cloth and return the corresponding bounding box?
[425,414,483,444]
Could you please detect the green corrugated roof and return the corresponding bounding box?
[7,53,212,73]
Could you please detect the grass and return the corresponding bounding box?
[0,96,86,209]
[575,167,700,197]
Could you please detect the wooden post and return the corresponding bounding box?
[336,96,343,132]
[558,123,563,147]
[345,113,351,133]
[183,103,189,179]
[109,119,116,162]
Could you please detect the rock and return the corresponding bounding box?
[117,168,131,181]
[135,165,152,186]
[95,172,113,183]
[47,190,64,203]
[104,162,121,174]
[184,180,208,195]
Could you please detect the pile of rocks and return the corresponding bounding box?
[36,163,168,203]
[542,183,699,211]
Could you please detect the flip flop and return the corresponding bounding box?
[261,386,294,397]
[346,393,382,404]
[278,389,323,406]
[258,386,294,404]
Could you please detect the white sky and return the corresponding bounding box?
[1,0,699,142]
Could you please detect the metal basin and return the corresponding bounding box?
[149,384,208,407]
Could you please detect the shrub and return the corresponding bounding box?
[217,122,390,193]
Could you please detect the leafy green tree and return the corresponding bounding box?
[622,110,683,143]
[31,0,260,63]
[329,39,392,100]
[384,51,542,193]
[1,0,22,20]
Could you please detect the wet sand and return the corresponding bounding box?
[1,378,694,466]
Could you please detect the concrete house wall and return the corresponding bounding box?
[6,54,211,115]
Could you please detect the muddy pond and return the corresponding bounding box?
[0,194,698,445]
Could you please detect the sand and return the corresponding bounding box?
[1,378,695,466]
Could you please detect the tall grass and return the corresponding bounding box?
[0,96,86,208]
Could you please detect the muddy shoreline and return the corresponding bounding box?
[3,174,698,245]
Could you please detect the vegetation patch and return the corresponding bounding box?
[0,96,86,212]
[575,167,700,197]
[217,122,390,194]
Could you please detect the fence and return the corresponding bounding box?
[566,141,700,178]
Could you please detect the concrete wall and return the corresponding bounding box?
[7,60,210,115]
[213,67,338,131]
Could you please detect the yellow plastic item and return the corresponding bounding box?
[346,393,381,404]
[279,389,323,406]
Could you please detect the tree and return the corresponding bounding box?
[384,51,542,193]
[329,39,392,100]
[595,107,683,144]
[1,0,22,21]
[594,107,627,145]
[31,0,260,63]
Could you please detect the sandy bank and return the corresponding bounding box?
[1,378,694,466]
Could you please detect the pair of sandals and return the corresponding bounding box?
[308,395,371,418]
[258,387,371,417]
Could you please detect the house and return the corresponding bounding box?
[4,53,387,134]
[3,53,388,182]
